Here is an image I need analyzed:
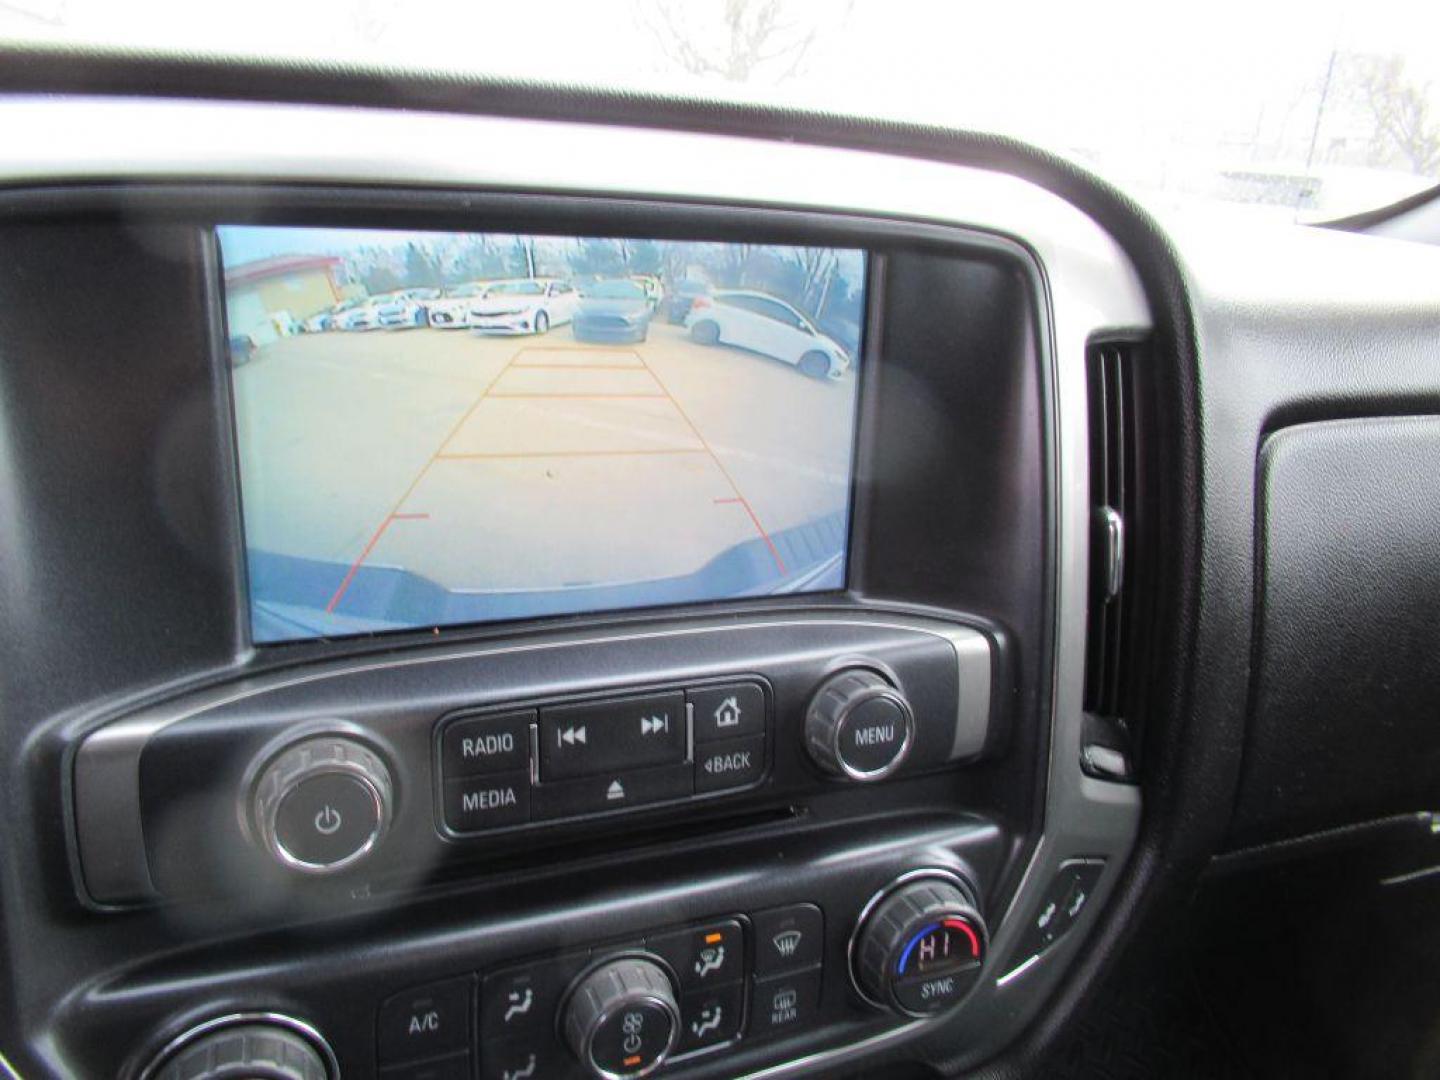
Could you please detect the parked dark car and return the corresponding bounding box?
[227,333,256,365]
[572,278,654,343]
[663,278,711,324]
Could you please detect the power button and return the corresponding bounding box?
[274,772,382,868]
[253,736,394,873]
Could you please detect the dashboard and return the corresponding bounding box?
[1,55,1438,1080]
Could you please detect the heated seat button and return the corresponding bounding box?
[443,771,530,832]
[377,976,472,1065]
[688,682,766,741]
[749,969,822,1039]
[677,981,745,1053]
[441,710,532,777]
[539,692,685,781]
[752,903,824,976]
[694,735,766,793]
[650,919,745,991]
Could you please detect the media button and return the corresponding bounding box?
[441,710,532,777]
[443,771,530,832]
[538,692,686,781]
[694,735,766,793]
[688,682,766,742]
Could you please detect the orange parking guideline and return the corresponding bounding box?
[325,340,790,614]
[436,448,706,460]
[630,348,788,576]
[324,344,526,613]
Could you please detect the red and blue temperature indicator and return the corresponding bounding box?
[895,917,983,977]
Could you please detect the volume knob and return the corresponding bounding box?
[251,735,393,874]
[805,669,914,781]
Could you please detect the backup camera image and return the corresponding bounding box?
[219,225,865,643]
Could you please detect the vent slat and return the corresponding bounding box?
[1083,342,1140,719]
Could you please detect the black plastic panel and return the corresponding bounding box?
[1235,416,1440,843]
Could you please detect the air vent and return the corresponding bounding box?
[1083,341,1145,723]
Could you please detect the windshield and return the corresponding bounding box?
[584,280,647,299]
[489,281,544,296]
[4,0,1437,220]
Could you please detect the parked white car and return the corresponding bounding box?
[427,281,492,328]
[335,299,381,331]
[466,277,578,335]
[684,290,851,379]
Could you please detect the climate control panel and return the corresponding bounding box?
[373,875,986,1079]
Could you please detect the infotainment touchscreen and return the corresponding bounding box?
[219,226,865,643]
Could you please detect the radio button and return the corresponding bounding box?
[443,772,530,832]
[694,735,765,794]
[532,762,692,821]
[688,682,766,742]
[650,919,744,991]
[441,711,532,778]
[539,692,685,781]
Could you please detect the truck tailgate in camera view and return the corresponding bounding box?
[219,226,865,642]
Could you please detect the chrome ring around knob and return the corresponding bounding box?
[804,668,915,781]
[251,735,394,874]
[561,956,680,1080]
[139,1012,337,1080]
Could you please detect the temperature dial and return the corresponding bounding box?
[853,875,988,1017]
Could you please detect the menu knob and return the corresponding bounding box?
[805,669,914,781]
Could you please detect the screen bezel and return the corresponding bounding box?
[210,202,879,649]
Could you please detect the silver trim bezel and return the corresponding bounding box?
[135,1011,339,1080]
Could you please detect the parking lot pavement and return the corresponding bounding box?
[231,322,857,603]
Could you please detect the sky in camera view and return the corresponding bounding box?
[3,0,1438,218]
